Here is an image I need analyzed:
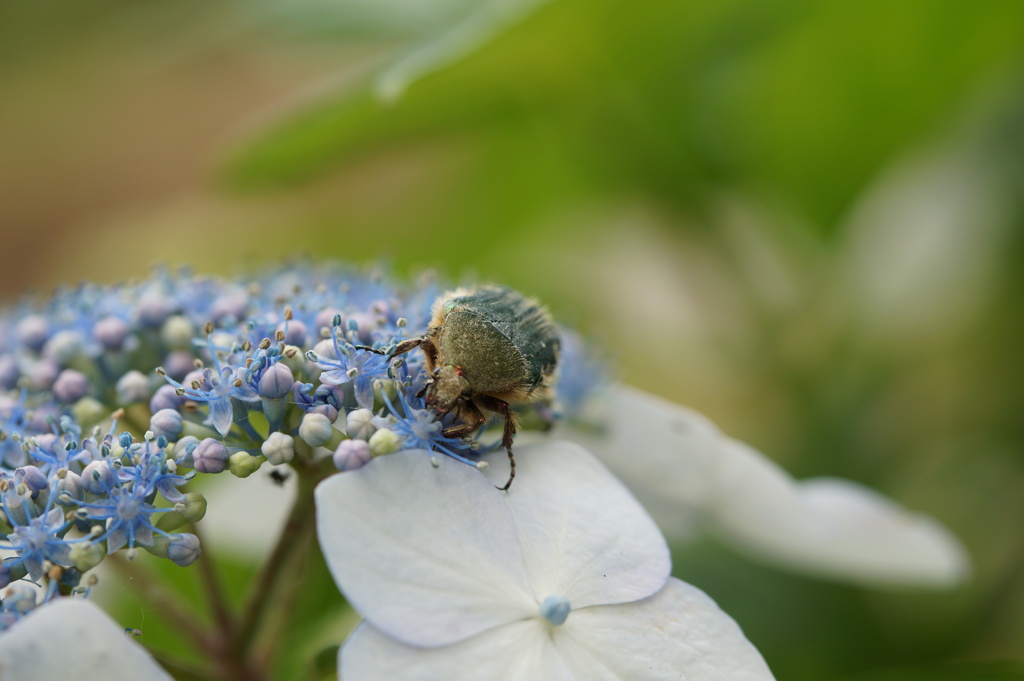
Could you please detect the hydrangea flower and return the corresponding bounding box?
[316,441,776,680]
[0,262,970,680]
[565,385,968,587]
[0,598,171,681]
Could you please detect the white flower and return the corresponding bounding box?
[315,441,775,681]
[567,385,969,587]
[0,598,171,681]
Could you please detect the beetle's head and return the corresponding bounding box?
[425,365,470,413]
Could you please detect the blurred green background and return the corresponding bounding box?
[2,0,1024,679]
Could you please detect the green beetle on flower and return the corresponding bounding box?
[382,286,561,491]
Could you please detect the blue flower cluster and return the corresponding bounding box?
[0,264,601,631]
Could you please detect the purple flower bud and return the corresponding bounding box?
[192,438,229,474]
[18,465,48,494]
[15,315,50,352]
[136,293,173,327]
[0,354,19,390]
[292,382,315,408]
[150,409,184,440]
[27,359,59,391]
[347,313,376,343]
[315,308,344,334]
[150,384,185,413]
[333,439,371,472]
[210,288,248,322]
[82,460,117,495]
[257,362,294,400]
[276,319,308,347]
[308,403,339,423]
[53,369,90,403]
[93,316,131,351]
[162,351,195,380]
[167,533,201,567]
[183,369,208,391]
[26,404,59,432]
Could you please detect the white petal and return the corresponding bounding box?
[481,440,670,608]
[341,619,574,681]
[555,577,775,681]
[710,438,969,587]
[0,598,171,681]
[315,450,535,647]
[562,384,723,540]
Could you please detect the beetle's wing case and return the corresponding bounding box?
[434,287,560,398]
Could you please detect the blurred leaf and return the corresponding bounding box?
[837,662,1024,681]
[225,0,1024,233]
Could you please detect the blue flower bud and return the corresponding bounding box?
[150,409,184,440]
[192,438,229,474]
[167,533,201,567]
[172,436,200,468]
[118,432,134,449]
[0,354,19,390]
[52,369,90,404]
[57,470,84,503]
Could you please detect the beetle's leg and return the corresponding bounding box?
[390,337,425,357]
[440,400,486,439]
[474,395,518,492]
[415,378,433,400]
[351,344,388,355]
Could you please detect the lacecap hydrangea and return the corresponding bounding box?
[0,265,600,630]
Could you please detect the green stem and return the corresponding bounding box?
[149,651,217,681]
[232,461,324,656]
[254,518,315,671]
[190,523,237,645]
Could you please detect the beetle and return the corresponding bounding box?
[385,286,560,491]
